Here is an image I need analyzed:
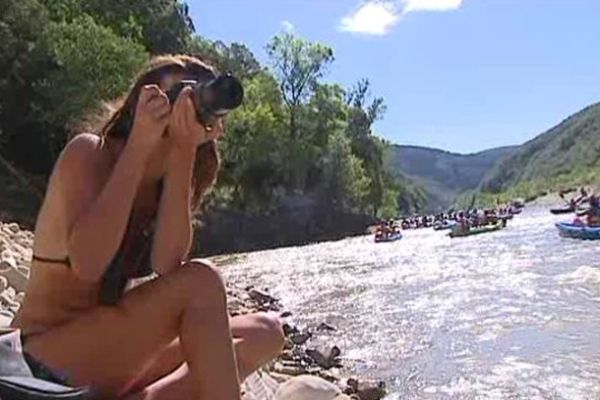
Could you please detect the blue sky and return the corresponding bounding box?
[189,0,600,154]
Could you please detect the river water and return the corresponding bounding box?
[223,206,600,399]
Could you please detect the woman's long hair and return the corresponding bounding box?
[95,55,220,211]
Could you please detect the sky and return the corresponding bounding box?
[188,0,600,154]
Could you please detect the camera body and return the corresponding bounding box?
[166,73,244,131]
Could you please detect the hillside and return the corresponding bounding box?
[480,102,600,196]
[388,145,516,211]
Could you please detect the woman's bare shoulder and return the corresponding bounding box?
[56,134,111,177]
[51,133,115,200]
[59,133,104,163]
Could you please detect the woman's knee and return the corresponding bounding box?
[176,259,227,307]
[248,313,285,357]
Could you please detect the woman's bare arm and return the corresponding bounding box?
[59,134,150,282]
[150,87,223,275]
[61,85,171,282]
[151,146,196,275]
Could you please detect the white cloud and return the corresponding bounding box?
[403,0,463,13]
[281,20,295,33]
[339,1,400,36]
[339,0,464,36]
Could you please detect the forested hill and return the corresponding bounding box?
[479,102,600,198]
[388,145,516,211]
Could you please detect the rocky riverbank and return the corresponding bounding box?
[0,221,385,400]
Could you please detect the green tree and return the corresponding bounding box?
[79,0,193,54]
[320,130,371,212]
[217,72,287,212]
[37,15,147,127]
[1,9,147,173]
[345,79,389,216]
[266,32,334,140]
[266,32,334,191]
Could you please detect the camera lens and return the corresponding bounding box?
[206,74,244,114]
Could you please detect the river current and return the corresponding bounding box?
[223,206,600,399]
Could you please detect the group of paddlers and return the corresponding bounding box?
[556,187,600,227]
[399,206,518,231]
[372,203,522,242]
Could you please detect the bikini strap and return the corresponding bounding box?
[31,255,71,267]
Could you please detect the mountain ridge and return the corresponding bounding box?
[388,144,517,212]
[479,102,600,195]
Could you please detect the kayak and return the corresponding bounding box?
[433,221,456,231]
[374,231,402,243]
[550,206,575,215]
[449,221,505,238]
[498,214,514,221]
[555,222,600,240]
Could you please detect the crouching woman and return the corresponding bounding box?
[11,55,284,400]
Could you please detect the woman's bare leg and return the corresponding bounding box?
[23,260,240,400]
[231,313,284,380]
[125,364,192,400]
[127,313,284,393]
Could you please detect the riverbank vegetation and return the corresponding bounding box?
[458,102,600,208]
[0,0,426,231]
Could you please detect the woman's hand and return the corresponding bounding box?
[128,85,171,155]
[168,86,224,150]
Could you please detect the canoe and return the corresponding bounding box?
[374,232,402,243]
[550,206,575,215]
[555,222,600,240]
[449,221,505,238]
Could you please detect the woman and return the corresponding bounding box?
[11,55,284,400]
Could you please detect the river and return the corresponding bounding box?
[223,206,600,399]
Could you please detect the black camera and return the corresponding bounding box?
[166,73,244,131]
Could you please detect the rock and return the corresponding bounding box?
[0,257,17,271]
[282,323,299,337]
[316,322,337,332]
[0,311,13,327]
[3,286,16,300]
[0,290,20,312]
[248,289,278,304]
[15,292,25,304]
[258,303,281,312]
[283,338,294,350]
[290,331,312,346]
[6,223,19,235]
[268,372,294,384]
[273,362,305,376]
[280,311,293,318]
[279,350,295,361]
[0,266,28,292]
[0,276,7,292]
[345,379,386,400]
[274,375,353,400]
[305,346,342,370]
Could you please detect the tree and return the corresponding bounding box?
[80,0,193,54]
[1,10,147,173]
[266,32,334,140]
[320,130,371,212]
[345,79,389,216]
[217,72,287,212]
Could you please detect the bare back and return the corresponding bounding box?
[13,133,123,335]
